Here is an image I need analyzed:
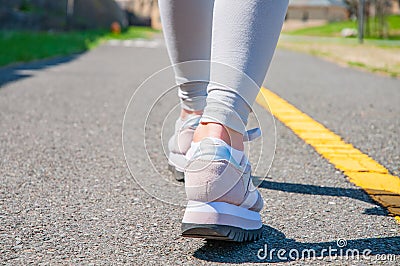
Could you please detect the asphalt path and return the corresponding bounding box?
[1,37,399,265]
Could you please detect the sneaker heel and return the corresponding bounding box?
[181,201,262,242]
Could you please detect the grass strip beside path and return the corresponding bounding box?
[0,26,158,67]
[280,15,400,78]
[278,35,400,78]
[287,15,400,40]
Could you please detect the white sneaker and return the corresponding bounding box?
[168,115,201,181]
[181,130,263,242]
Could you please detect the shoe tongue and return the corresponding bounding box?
[191,138,244,164]
[185,138,223,160]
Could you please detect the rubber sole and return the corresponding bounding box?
[181,201,262,242]
[182,223,262,242]
[168,164,184,181]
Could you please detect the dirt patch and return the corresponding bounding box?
[278,36,400,78]
[282,20,327,32]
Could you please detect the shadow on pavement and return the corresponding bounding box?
[258,180,383,210]
[193,225,399,263]
[0,54,82,88]
[192,179,398,263]
[363,206,389,216]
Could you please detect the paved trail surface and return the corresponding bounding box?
[1,37,399,264]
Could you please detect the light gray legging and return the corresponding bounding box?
[159,0,289,134]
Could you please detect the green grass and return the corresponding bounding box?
[347,61,367,68]
[387,14,400,31]
[347,60,398,77]
[287,15,400,40]
[288,20,356,36]
[0,26,158,67]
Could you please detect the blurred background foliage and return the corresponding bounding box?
[0,0,127,30]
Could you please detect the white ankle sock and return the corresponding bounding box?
[186,138,244,163]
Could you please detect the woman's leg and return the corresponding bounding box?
[194,0,289,150]
[183,1,289,241]
[159,0,215,178]
[158,0,214,115]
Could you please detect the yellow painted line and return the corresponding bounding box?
[256,87,400,218]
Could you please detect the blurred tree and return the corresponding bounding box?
[374,0,391,38]
[19,0,34,12]
[344,0,360,19]
[0,0,127,31]
[344,0,393,38]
